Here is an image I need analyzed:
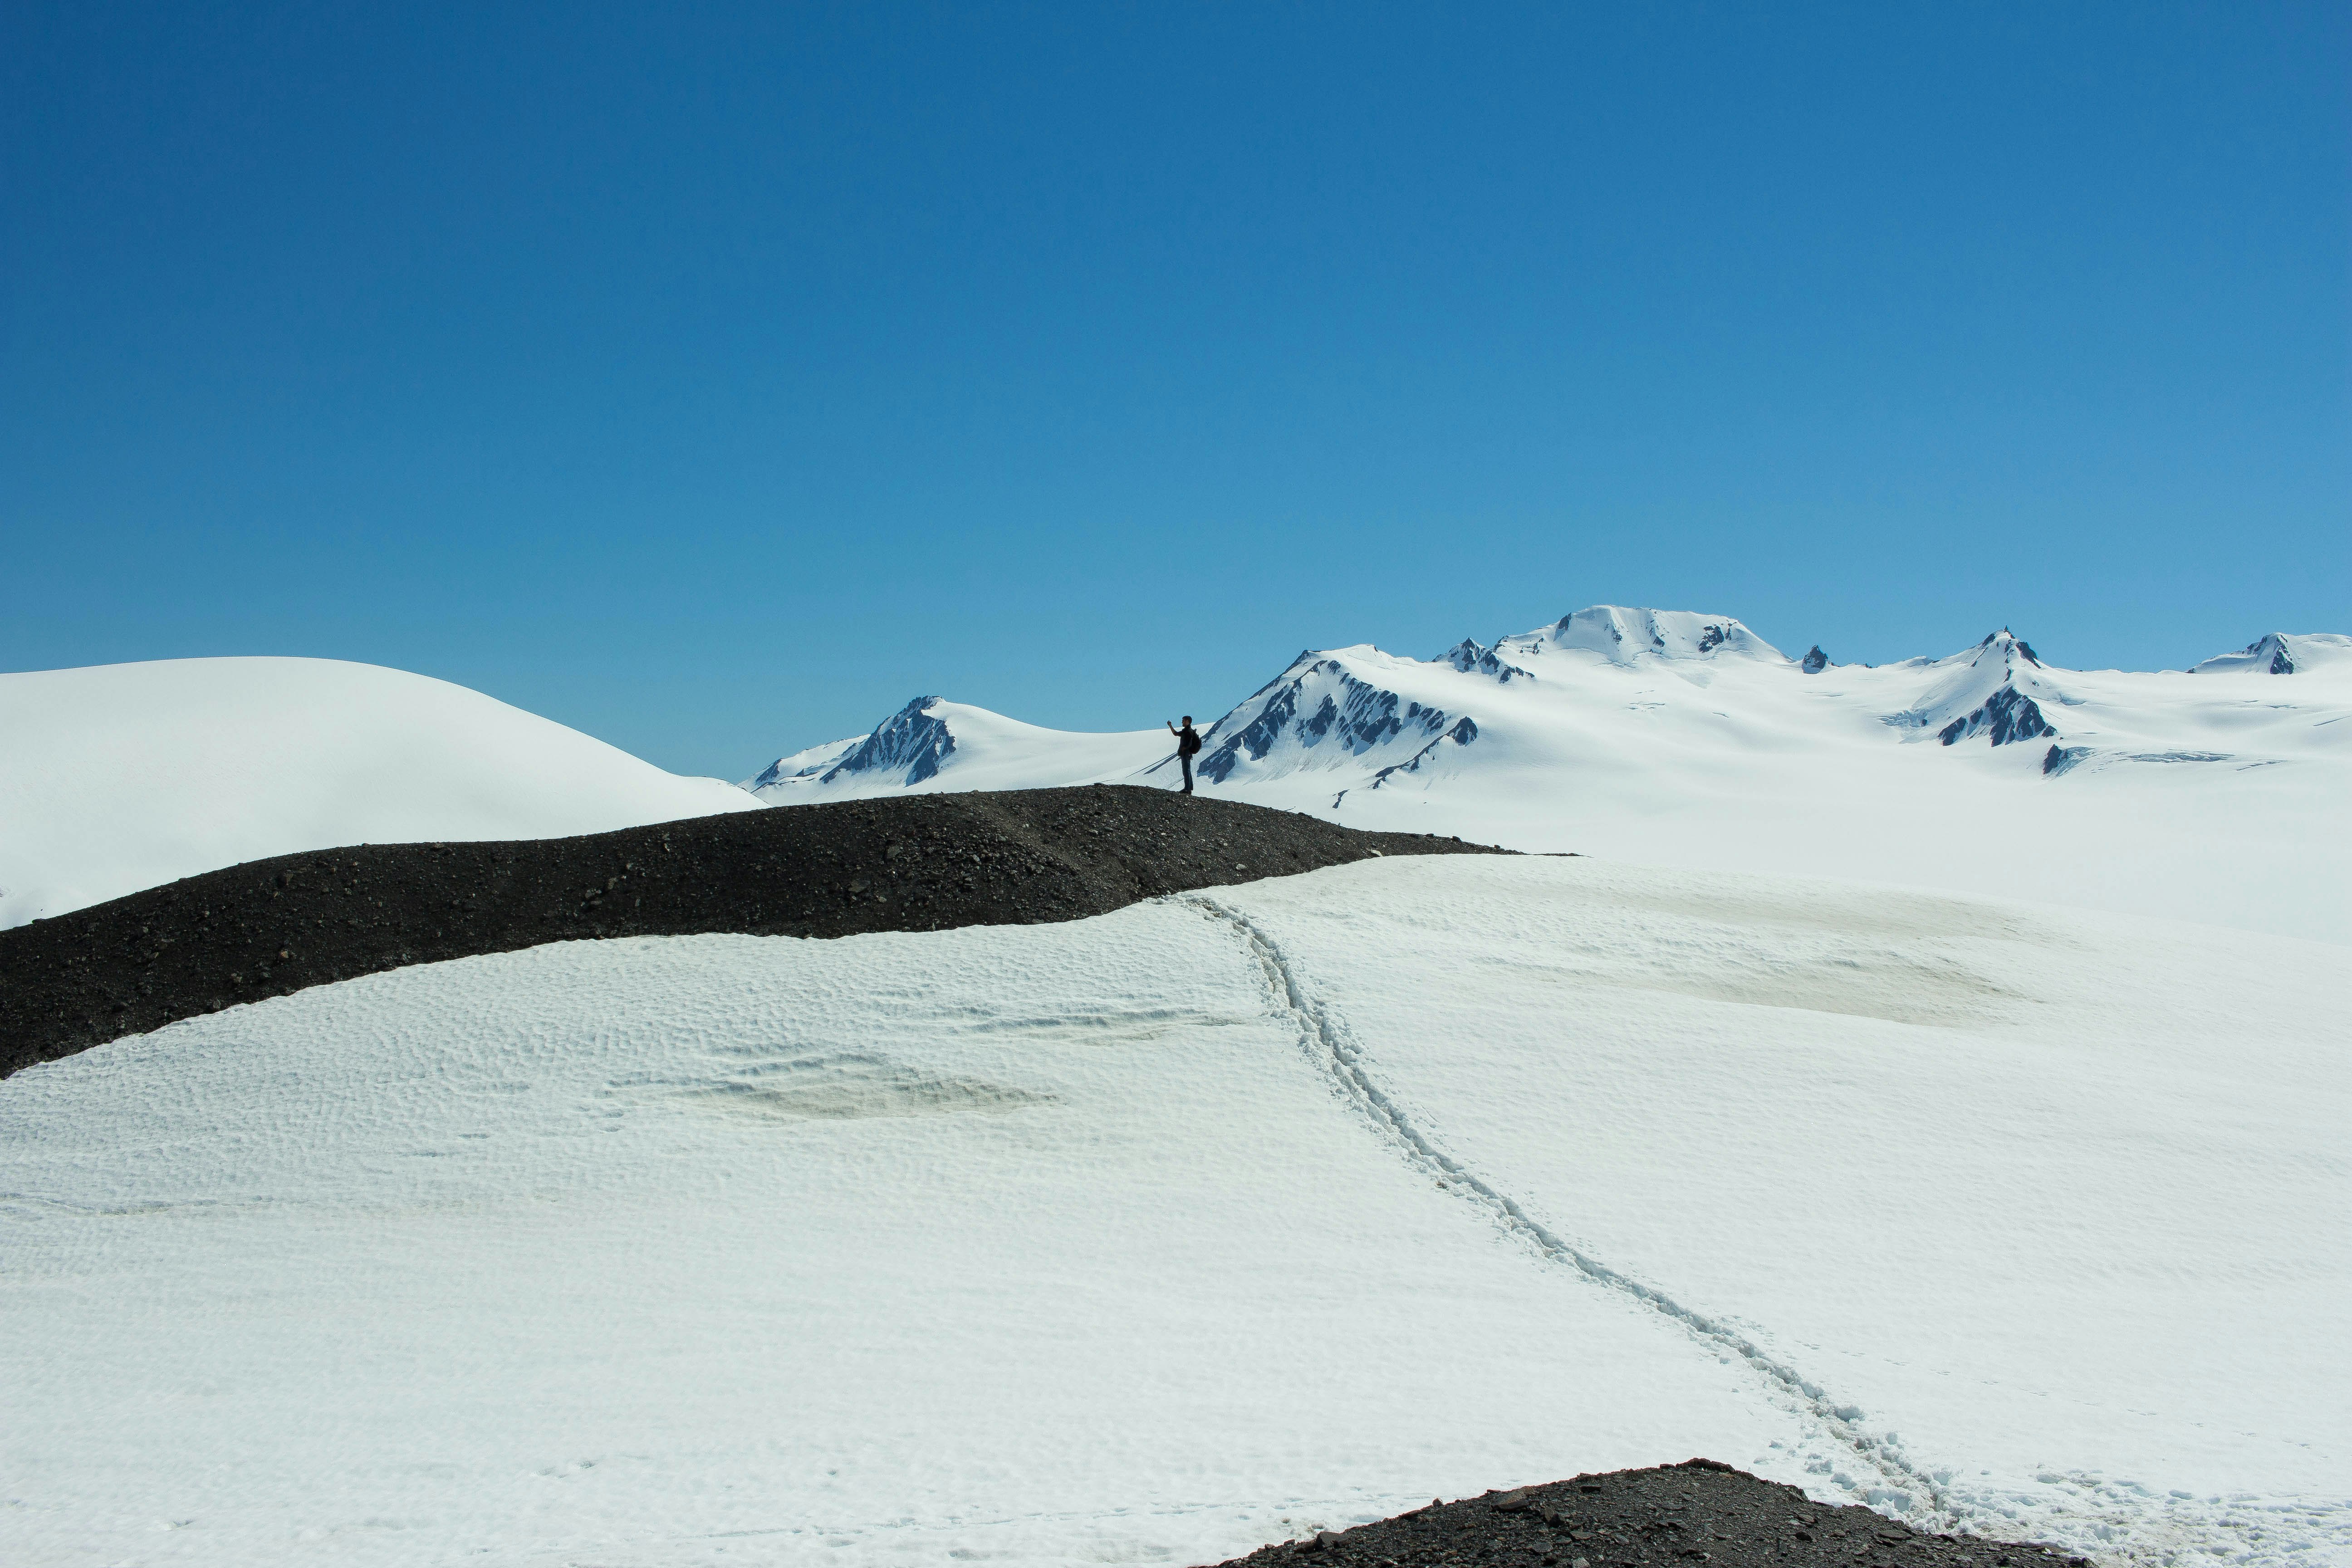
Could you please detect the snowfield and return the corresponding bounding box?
[5,857,2344,1568]
[0,657,760,928]
[752,609,2352,944]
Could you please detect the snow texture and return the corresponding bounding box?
[4,857,2345,1567]
[0,658,760,930]
[753,608,2352,944]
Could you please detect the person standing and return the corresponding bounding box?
[1167,715,1203,794]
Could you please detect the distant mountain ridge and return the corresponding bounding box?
[749,606,2348,806]
[741,606,2352,942]
[1493,605,1785,667]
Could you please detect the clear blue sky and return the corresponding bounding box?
[6,2,2346,778]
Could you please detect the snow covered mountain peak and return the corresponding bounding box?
[1495,606,1788,667]
[1889,629,2067,747]
[1975,628,2043,665]
[2189,631,2352,676]
[736,608,2349,940]
[1197,648,1476,789]
[745,696,957,794]
[742,698,1175,803]
[1439,638,1534,683]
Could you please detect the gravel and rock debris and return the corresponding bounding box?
[0,785,1506,1077]
[1210,1462,2079,1568]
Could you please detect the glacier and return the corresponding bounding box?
[4,857,2343,1567]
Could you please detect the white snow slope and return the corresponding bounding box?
[751,608,2352,943]
[4,857,2345,1567]
[0,657,760,928]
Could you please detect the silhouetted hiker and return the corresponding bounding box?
[1167,716,1203,794]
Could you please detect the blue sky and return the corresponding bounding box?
[5,2,2345,778]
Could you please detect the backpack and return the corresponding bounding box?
[1179,728,1202,756]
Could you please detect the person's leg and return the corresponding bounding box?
[1180,754,1193,793]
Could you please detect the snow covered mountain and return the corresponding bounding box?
[1194,649,1480,790]
[2188,630,2352,676]
[0,657,760,928]
[1878,630,2057,745]
[10,631,2348,1568]
[750,607,2352,941]
[741,698,1169,802]
[1493,604,1787,666]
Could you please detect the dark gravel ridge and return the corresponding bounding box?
[1,785,1505,1078]
[1209,1461,2079,1568]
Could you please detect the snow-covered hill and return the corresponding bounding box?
[748,607,2352,942]
[1494,604,1787,666]
[0,658,760,928]
[741,698,1167,802]
[5,856,2344,1567]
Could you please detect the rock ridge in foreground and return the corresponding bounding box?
[1207,1461,2079,1568]
[0,785,1505,1078]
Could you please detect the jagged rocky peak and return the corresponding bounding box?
[1975,628,2044,666]
[820,697,956,786]
[1440,638,1534,683]
[1441,637,1488,671]
[1197,650,1466,785]
[1494,606,1788,667]
[1801,646,1830,674]
[1890,628,2068,748]
[1939,687,2056,747]
[2190,631,2352,676]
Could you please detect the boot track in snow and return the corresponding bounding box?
[1184,892,1955,1525]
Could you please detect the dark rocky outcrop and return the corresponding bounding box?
[1203,1461,2078,1568]
[1938,687,2056,747]
[1,786,1505,1078]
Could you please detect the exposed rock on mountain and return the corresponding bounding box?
[2190,631,2352,676]
[1938,684,2057,747]
[1199,654,1463,784]
[1888,631,2068,748]
[822,697,958,785]
[1368,715,1480,789]
[1441,638,1534,682]
[729,607,2349,941]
